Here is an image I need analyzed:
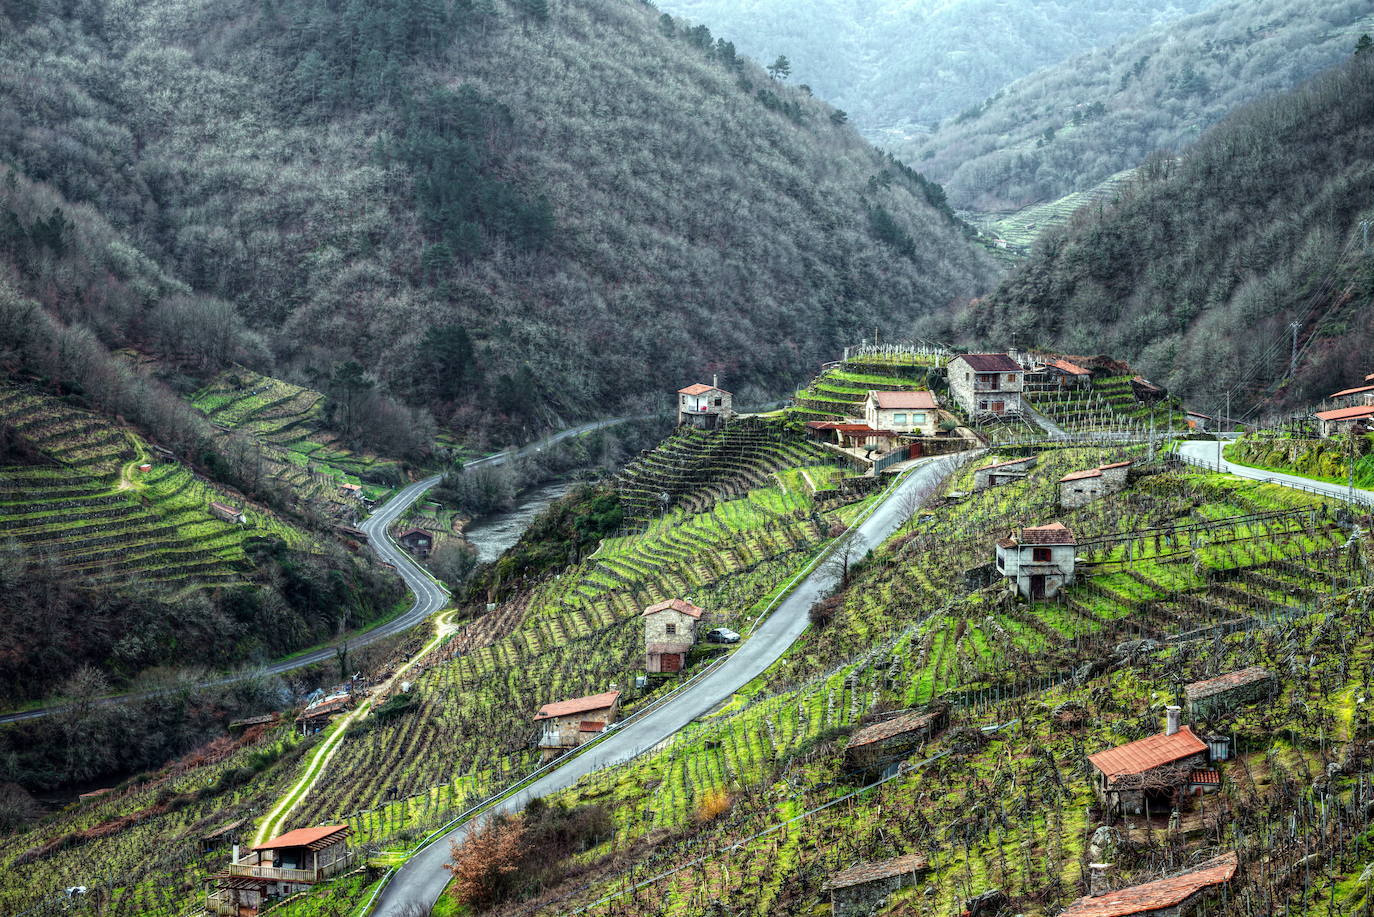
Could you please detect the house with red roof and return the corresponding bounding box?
[643,598,702,674]
[396,527,434,557]
[677,376,733,430]
[995,522,1077,600]
[209,825,354,914]
[862,389,941,435]
[1041,357,1094,390]
[1328,383,1374,410]
[1088,707,1210,815]
[947,353,1025,418]
[534,690,621,761]
[1315,403,1374,438]
[1063,852,1237,917]
[1060,460,1133,509]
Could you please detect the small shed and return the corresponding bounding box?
[643,598,702,674]
[973,455,1037,490]
[1131,376,1167,403]
[1043,358,1093,389]
[1184,666,1274,717]
[1059,460,1132,509]
[534,690,621,762]
[844,707,948,775]
[339,482,363,500]
[209,501,246,524]
[200,819,246,854]
[396,528,434,557]
[824,854,929,917]
[1060,852,1237,917]
[995,522,1077,600]
[1088,707,1209,816]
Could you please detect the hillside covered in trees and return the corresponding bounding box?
[913,0,1371,209]
[945,48,1374,418]
[0,0,993,440]
[656,0,1218,145]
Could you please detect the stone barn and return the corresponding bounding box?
[1315,404,1374,438]
[396,528,434,558]
[973,456,1037,490]
[824,854,929,917]
[1184,667,1274,718]
[844,707,949,776]
[210,501,246,524]
[1059,852,1237,917]
[995,522,1077,600]
[1059,461,1132,509]
[1042,358,1093,389]
[534,690,621,762]
[643,598,702,674]
[946,353,1025,417]
[677,377,733,430]
[1088,707,1209,816]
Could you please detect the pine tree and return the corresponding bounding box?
[767,54,791,81]
[1358,34,1373,55]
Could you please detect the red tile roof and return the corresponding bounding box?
[679,383,728,396]
[1088,726,1207,780]
[955,353,1023,373]
[643,598,704,619]
[871,391,938,410]
[1190,769,1221,785]
[1059,853,1237,917]
[846,710,943,750]
[1184,666,1272,702]
[253,825,351,851]
[1367,373,1374,382]
[578,721,605,733]
[534,690,621,721]
[1100,461,1134,470]
[1330,384,1374,398]
[1316,404,1374,421]
[1048,358,1092,376]
[824,853,929,890]
[1020,522,1076,545]
[1060,468,1103,482]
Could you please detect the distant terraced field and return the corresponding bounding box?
[191,369,403,513]
[0,385,312,593]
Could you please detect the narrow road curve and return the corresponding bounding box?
[0,417,640,726]
[1177,440,1374,505]
[371,453,964,917]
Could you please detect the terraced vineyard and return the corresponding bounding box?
[0,384,309,593]
[1026,374,1186,434]
[615,418,834,525]
[191,368,403,513]
[787,350,942,424]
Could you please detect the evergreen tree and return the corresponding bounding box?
[419,324,474,400]
[1358,34,1372,55]
[767,54,791,81]
[515,0,549,24]
[830,109,849,125]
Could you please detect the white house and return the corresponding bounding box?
[995,522,1077,600]
[947,354,1024,417]
[677,377,733,430]
[862,390,939,435]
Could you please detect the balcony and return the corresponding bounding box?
[225,849,356,885]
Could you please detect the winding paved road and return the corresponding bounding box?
[1177,440,1374,506]
[371,452,964,917]
[0,417,638,725]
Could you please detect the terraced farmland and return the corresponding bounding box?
[191,368,403,513]
[0,384,309,593]
[1026,374,1187,434]
[787,350,941,423]
[615,418,834,525]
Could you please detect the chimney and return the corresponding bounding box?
[1088,864,1113,897]
[712,373,718,390]
[232,844,240,865]
[1166,705,1181,736]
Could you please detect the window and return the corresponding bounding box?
[665,623,676,635]
[1006,373,1016,384]
[965,372,972,382]
[912,412,926,425]
[1032,547,1051,563]
[714,398,722,407]
[893,413,907,424]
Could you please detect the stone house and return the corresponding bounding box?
[946,353,1024,417]
[862,390,940,435]
[1042,357,1093,389]
[995,522,1077,600]
[1060,852,1237,917]
[1184,667,1274,718]
[1059,460,1133,509]
[678,377,733,430]
[844,707,948,775]
[396,527,434,557]
[208,825,354,916]
[209,501,246,524]
[824,854,929,917]
[643,598,702,674]
[1131,376,1168,403]
[534,690,621,762]
[1328,383,1374,409]
[973,455,1037,490]
[1315,404,1374,437]
[1088,707,1209,816]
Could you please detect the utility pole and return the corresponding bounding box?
[1289,321,1301,379]
[1362,219,1371,252]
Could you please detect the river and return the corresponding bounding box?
[461,480,575,563]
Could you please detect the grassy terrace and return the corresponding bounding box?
[0,384,311,593]
[1026,374,1187,434]
[190,368,403,511]
[515,451,1364,917]
[787,351,940,422]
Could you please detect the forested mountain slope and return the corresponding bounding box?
[0,0,993,437]
[655,0,1216,144]
[914,0,1372,209]
[946,50,1374,417]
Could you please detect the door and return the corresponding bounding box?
[908,442,923,459]
[661,653,682,673]
[991,401,1005,414]
[1030,575,1046,600]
